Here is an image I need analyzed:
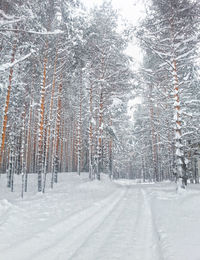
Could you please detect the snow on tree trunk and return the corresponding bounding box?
[148,85,159,182]
[51,78,62,188]
[172,59,185,190]
[25,103,32,192]
[77,71,83,176]
[43,49,58,193]
[97,90,104,180]
[37,45,48,192]
[21,109,26,198]
[0,39,17,170]
[108,118,113,179]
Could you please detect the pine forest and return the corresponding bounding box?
[2,1,200,259]
[1,0,200,192]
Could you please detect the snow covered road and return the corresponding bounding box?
[0,173,200,260]
[68,186,162,260]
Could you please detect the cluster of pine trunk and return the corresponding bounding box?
[0,1,133,195]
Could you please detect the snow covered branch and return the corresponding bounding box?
[0,28,64,35]
[0,50,35,72]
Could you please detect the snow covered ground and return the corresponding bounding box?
[0,173,200,260]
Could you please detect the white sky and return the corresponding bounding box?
[82,0,146,64]
[83,0,145,24]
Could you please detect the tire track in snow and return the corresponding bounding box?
[56,186,164,260]
[146,186,180,260]
[0,187,126,260]
[64,186,163,260]
[0,186,121,252]
[68,186,138,260]
[33,187,128,260]
[132,188,164,260]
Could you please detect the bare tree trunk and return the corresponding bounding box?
[89,82,94,179]
[21,110,26,198]
[25,102,32,192]
[172,58,185,189]
[169,14,185,190]
[109,118,113,179]
[97,90,103,180]
[51,78,62,188]
[148,85,158,182]
[43,49,58,193]
[0,39,17,170]
[77,71,83,176]
[38,43,48,192]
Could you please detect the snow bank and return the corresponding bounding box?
[145,183,200,260]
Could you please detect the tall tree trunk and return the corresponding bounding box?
[51,78,62,187]
[0,40,17,170]
[25,103,32,192]
[97,90,103,180]
[21,109,26,198]
[109,118,113,179]
[89,82,93,179]
[172,58,185,189]
[77,71,82,176]
[148,85,158,181]
[59,115,64,173]
[169,15,185,190]
[38,43,48,192]
[7,137,14,188]
[43,50,58,192]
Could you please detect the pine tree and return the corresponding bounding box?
[136,0,200,188]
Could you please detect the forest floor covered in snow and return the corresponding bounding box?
[0,173,200,260]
